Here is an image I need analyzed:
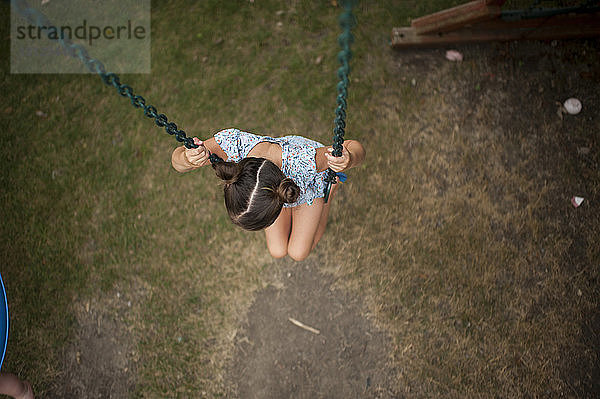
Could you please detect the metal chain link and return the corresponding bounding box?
[324,0,356,203]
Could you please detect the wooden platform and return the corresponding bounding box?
[392,0,600,48]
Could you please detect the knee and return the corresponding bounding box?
[268,245,288,259]
[287,245,310,262]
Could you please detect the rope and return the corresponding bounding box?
[324,0,357,203]
[10,0,219,159]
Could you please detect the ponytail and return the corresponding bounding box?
[276,178,300,204]
[212,161,241,185]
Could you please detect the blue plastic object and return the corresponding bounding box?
[0,273,8,370]
[336,172,348,183]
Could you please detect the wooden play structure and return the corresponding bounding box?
[392,0,600,48]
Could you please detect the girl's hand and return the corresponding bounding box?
[184,137,210,167]
[324,146,351,172]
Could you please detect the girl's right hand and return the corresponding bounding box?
[184,137,210,167]
[324,146,351,172]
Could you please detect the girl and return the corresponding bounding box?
[171,128,365,261]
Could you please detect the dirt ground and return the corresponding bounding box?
[225,259,397,399]
[47,287,138,399]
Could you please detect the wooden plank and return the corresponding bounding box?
[411,0,505,35]
[392,12,600,48]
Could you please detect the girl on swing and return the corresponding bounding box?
[171,128,365,261]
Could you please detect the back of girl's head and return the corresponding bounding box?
[212,157,300,231]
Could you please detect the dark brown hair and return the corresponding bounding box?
[212,157,300,231]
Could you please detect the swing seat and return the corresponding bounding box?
[0,274,8,370]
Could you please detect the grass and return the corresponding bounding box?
[1,0,599,398]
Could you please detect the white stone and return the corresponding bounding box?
[564,98,582,115]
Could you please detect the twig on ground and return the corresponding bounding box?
[288,317,320,334]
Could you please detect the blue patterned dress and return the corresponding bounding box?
[214,128,327,208]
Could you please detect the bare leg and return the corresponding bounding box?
[266,179,342,261]
[264,207,292,258]
[311,202,331,250]
[287,200,325,261]
[311,179,341,249]
[0,373,34,399]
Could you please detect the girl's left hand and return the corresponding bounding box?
[324,146,351,172]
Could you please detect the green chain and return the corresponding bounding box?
[13,0,357,173]
[324,0,357,203]
[11,0,217,157]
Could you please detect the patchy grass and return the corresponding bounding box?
[1,0,598,398]
[320,37,600,397]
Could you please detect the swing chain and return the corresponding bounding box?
[13,0,358,171]
[324,0,356,203]
[12,0,201,152]
[102,72,197,149]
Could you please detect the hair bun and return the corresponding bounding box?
[212,161,241,185]
[277,178,300,204]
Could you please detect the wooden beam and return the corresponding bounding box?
[392,12,600,48]
[410,0,506,35]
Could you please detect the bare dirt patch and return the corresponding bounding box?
[226,259,397,398]
[46,285,138,399]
